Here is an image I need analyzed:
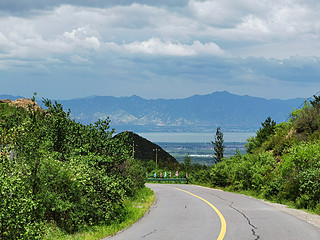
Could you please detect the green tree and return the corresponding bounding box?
[293,103,320,136]
[212,127,225,164]
[184,153,191,173]
[246,116,276,153]
[256,117,276,144]
[310,94,320,108]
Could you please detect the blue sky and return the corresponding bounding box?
[1,0,320,100]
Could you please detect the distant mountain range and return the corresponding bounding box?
[1,92,304,132]
[0,94,24,100]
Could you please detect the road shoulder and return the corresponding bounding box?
[194,184,320,229]
[261,200,320,228]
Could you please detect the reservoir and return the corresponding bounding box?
[136,132,256,164]
[137,132,256,143]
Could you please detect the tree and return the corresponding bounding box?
[212,127,225,164]
[310,94,320,108]
[256,117,276,144]
[293,101,320,135]
[246,116,276,153]
[184,153,191,172]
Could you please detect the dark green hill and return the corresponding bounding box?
[115,131,178,168]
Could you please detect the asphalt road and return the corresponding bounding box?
[105,184,320,240]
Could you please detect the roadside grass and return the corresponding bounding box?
[43,187,155,240]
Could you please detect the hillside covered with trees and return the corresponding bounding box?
[114,131,178,169]
[211,95,320,214]
[0,95,148,239]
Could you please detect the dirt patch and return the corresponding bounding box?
[0,99,12,104]
[1,98,42,111]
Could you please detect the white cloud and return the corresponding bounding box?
[1,0,320,102]
[188,0,267,27]
[121,38,224,56]
[0,3,226,69]
[189,0,240,27]
[0,1,319,64]
[0,15,101,62]
[69,55,92,64]
[188,0,320,45]
[239,15,269,35]
[0,32,14,55]
[63,27,100,50]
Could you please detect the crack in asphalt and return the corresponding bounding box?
[140,229,157,238]
[228,203,260,240]
[210,192,260,240]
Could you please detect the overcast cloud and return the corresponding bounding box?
[1,0,320,100]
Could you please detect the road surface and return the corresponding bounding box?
[105,184,320,240]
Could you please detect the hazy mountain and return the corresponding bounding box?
[1,92,304,132]
[56,91,304,132]
[0,94,24,100]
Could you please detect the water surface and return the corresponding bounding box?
[137,132,255,143]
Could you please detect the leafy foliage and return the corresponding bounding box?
[0,96,146,239]
[212,127,225,164]
[246,117,276,153]
[184,153,191,172]
[211,95,320,213]
[310,94,320,108]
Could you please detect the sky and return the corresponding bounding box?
[1,0,320,100]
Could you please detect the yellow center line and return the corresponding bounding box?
[174,187,227,240]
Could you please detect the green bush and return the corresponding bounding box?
[297,168,320,209]
[208,97,320,213]
[0,151,43,240]
[210,152,276,193]
[210,159,232,187]
[0,97,146,238]
[190,169,211,184]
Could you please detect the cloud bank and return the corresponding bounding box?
[0,0,319,100]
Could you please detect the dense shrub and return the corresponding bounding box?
[190,169,211,184]
[296,169,320,209]
[210,159,231,187]
[0,148,43,240]
[278,141,320,206]
[211,136,320,211]
[0,97,146,239]
[209,96,320,213]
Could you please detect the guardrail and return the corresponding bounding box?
[147,178,188,184]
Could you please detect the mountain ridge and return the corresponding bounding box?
[1,92,305,132]
[58,91,304,132]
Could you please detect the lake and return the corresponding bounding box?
[137,132,255,143]
[136,132,255,165]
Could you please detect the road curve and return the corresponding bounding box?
[104,184,320,240]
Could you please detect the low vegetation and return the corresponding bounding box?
[42,187,154,240]
[0,95,148,239]
[211,95,320,214]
